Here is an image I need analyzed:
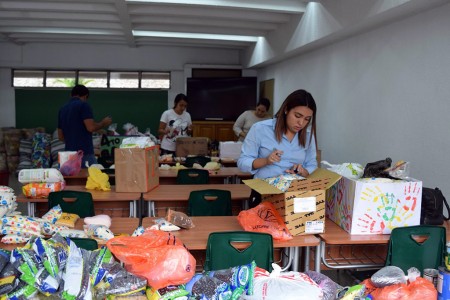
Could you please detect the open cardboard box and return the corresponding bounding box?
[243,168,341,236]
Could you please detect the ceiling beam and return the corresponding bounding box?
[114,0,136,47]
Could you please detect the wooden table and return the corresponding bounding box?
[317,219,391,271]
[158,167,251,184]
[0,217,140,251]
[16,186,142,217]
[142,184,251,217]
[142,216,321,272]
[64,167,251,185]
[64,168,115,185]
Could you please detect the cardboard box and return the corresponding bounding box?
[243,168,341,236]
[114,146,159,193]
[326,175,422,235]
[219,141,242,160]
[175,137,209,157]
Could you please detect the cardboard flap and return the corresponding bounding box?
[243,168,341,195]
[242,179,285,194]
[307,168,342,189]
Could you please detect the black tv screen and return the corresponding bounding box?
[186,77,257,121]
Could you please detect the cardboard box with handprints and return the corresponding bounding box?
[326,175,422,234]
[243,168,341,236]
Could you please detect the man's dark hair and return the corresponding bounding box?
[71,85,89,98]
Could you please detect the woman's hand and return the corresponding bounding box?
[286,164,309,177]
[266,149,283,165]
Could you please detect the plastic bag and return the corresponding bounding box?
[22,182,65,199]
[59,150,83,176]
[321,160,364,180]
[242,264,323,300]
[85,166,111,191]
[363,276,437,300]
[370,266,407,288]
[166,208,195,229]
[106,229,196,290]
[305,270,342,300]
[237,201,293,241]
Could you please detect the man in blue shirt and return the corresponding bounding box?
[58,85,112,167]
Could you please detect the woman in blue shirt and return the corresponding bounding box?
[238,89,318,206]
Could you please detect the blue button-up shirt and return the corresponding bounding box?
[237,118,317,179]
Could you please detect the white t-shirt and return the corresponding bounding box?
[160,109,192,152]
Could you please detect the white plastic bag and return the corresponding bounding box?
[18,168,64,183]
[321,160,364,180]
[242,264,323,300]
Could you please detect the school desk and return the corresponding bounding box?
[158,167,252,184]
[141,184,251,217]
[316,218,390,271]
[63,167,251,185]
[142,216,321,272]
[16,186,141,218]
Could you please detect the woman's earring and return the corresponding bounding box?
[284,111,287,115]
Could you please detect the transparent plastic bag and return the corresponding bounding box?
[59,150,83,176]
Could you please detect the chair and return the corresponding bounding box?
[385,225,446,273]
[70,237,99,251]
[204,231,274,271]
[176,168,210,184]
[187,189,232,216]
[48,190,95,218]
[185,156,211,168]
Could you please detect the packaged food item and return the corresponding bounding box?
[22,182,65,199]
[166,209,195,229]
[18,168,64,183]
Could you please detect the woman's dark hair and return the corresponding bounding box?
[257,98,271,111]
[274,89,317,147]
[71,85,89,98]
[173,93,188,108]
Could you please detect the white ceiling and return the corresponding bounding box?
[0,0,310,49]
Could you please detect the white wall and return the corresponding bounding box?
[0,44,241,127]
[258,3,450,196]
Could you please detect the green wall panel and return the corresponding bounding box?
[15,89,167,137]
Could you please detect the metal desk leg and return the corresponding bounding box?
[292,247,299,272]
[28,202,35,217]
[315,243,321,273]
[129,202,134,217]
[304,246,310,271]
[148,201,155,217]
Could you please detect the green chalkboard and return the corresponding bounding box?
[15,89,167,136]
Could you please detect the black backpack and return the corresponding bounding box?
[421,187,450,225]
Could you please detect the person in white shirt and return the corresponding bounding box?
[233,98,271,142]
[158,93,192,155]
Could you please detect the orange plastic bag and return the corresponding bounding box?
[237,201,293,241]
[362,277,437,300]
[106,229,196,289]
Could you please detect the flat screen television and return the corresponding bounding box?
[186,77,257,121]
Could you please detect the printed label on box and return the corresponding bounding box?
[293,197,316,213]
[305,220,325,233]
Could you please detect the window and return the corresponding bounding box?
[13,70,44,87]
[110,71,139,88]
[12,69,170,89]
[79,71,108,88]
[46,70,77,88]
[142,72,170,89]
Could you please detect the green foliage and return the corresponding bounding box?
[53,78,93,87]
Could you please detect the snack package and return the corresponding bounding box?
[18,168,64,183]
[22,182,65,199]
[166,209,195,229]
